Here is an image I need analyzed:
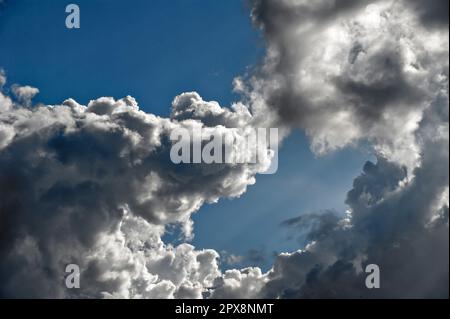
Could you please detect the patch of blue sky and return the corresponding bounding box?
[0,0,374,271]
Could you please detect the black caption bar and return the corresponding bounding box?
[0,299,446,318]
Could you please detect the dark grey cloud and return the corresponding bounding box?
[409,0,449,28]
[281,210,341,243]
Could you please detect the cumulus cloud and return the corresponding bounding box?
[0,0,448,299]
[212,120,448,298]
[11,84,39,106]
[264,139,448,298]
[0,78,273,297]
[207,0,449,298]
[241,0,448,171]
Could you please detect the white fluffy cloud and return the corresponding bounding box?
[0,74,274,297]
[11,84,39,106]
[242,0,448,172]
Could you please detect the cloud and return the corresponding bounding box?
[209,267,268,299]
[11,84,39,106]
[207,0,449,299]
[242,0,448,171]
[409,0,449,28]
[213,150,448,298]
[210,72,449,299]
[0,69,6,87]
[0,81,274,297]
[0,0,448,299]
[281,210,342,243]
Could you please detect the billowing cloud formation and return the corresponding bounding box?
[211,95,448,298]
[0,0,448,299]
[0,79,274,297]
[209,0,449,298]
[241,0,448,170]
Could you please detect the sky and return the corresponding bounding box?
[0,0,448,299]
[0,0,372,271]
[0,0,261,110]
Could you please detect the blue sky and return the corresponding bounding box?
[0,0,261,111]
[0,0,372,270]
